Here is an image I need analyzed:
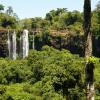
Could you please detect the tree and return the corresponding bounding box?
[6,6,13,16]
[20,18,32,29]
[0,4,4,12]
[1,15,18,29]
[56,8,67,16]
[96,1,100,23]
[13,13,19,20]
[84,0,94,100]
[31,17,43,29]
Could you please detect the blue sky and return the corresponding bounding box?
[0,0,100,19]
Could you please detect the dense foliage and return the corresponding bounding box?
[0,2,100,100]
[0,46,100,100]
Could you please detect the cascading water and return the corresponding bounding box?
[33,31,35,50]
[12,30,16,60]
[8,30,10,58]
[20,29,29,58]
[8,30,16,60]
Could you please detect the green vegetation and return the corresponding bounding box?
[0,46,99,100]
[0,1,100,100]
[0,46,84,100]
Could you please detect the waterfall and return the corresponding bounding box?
[33,31,35,50]
[12,30,16,60]
[20,29,29,58]
[8,30,16,60]
[8,30,10,58]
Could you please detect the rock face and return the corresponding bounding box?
[8,30,16,60]
[0,30,8,57]
[20,29,29,58]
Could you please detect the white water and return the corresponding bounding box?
[33,31,35,50]
[8,30,16,60]
[20,29,29,58]
[8,30,10,58]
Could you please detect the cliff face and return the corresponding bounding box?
[0,30,8,57]
[0,30,100,58]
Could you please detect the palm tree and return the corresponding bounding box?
[0,4,4,12]
[84,0,94,100]
[6,6,13,16]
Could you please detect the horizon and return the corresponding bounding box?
[0,0,100,19]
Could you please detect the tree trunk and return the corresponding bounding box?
[84,0,94,100]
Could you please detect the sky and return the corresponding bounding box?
[0,0,100,19]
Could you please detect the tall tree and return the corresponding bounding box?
[0,4,4,12]
[84,0,94,100]
[6,6,13,16]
